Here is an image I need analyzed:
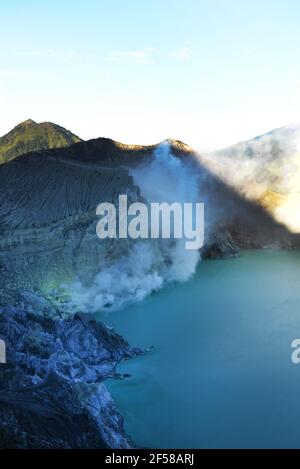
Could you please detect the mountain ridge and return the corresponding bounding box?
[0,119,82,164]
[205,124,300,232]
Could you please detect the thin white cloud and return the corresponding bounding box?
[169,45,192,61]
[110,47,155,65]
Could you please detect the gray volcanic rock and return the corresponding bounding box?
[0,137,190,298]
[202,229,239,260]
[0,143,144,292]
[0,134,299,450]
[0,299,140,448]
[0,136,299,298]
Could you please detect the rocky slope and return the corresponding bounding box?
[0,291,140,448]
[1,133,300,449]
[0,119,81,164]
[0,136,299,293]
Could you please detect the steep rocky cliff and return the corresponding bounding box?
[0,136,299,296]
[0,292,140,448]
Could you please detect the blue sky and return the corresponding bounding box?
[1,0,300,149]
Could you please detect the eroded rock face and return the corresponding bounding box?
[0,137,299,298]
[0,297,140,448]
[0,149,142,292]
[0,135,299,449]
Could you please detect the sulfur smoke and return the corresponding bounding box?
[203,124,300,232]
[67,142,203,313]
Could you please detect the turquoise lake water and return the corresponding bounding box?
[98,251,300,448]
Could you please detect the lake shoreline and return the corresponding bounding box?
[99,250,300,448]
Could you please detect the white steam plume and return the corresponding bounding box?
[130,141,202,282]
[67,142,202,313]
[203,124,300,232]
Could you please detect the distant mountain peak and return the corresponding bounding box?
[0,120,82,163]
[15,119,38,131]
[164,138,193,153]
[19,118,36,126]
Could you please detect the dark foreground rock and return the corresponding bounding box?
[0,298,140,448]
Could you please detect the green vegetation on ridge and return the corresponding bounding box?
[0,119,81,163]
